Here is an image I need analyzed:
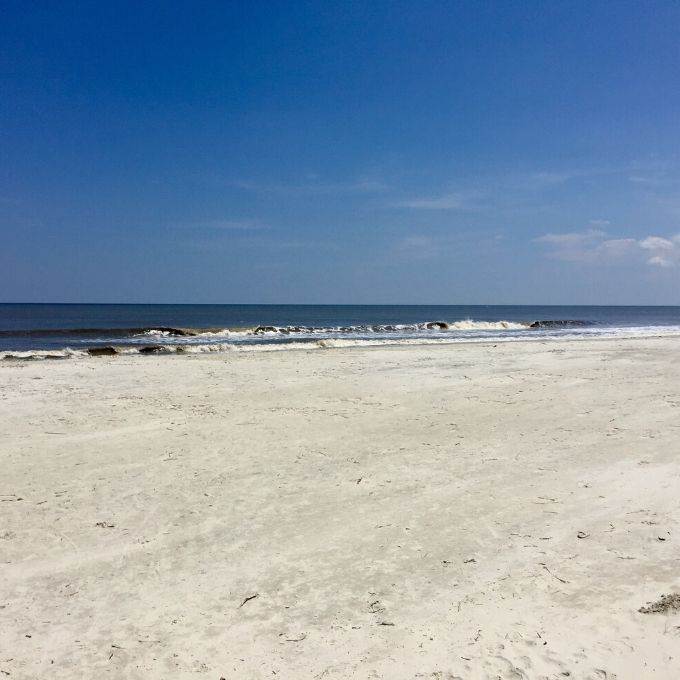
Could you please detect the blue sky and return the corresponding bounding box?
[2,0,680,304]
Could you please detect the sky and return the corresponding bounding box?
[2,0,680,305]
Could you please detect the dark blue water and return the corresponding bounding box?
[2,304,680,355]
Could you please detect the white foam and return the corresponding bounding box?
[193,328,249,338]
[446,319,527,331]
[142,329,172,337]
[179,343,237,353]
[180,327,680,353]
[185,319,531,338]
[182,341,320,353]
[1,348,85,361]
[4,325,680,362]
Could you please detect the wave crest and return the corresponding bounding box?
[212,319,531,336]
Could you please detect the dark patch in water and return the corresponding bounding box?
[138,345,166,354]
[3,353,68,361]
[529,320,592,329]
[87,346,118,356]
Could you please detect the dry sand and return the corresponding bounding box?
[1,337,680,679]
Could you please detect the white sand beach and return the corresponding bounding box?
[1,336,680,679]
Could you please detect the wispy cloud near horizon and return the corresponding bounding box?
[391,191,481,211]
[534,228,680,267]
[178,218,268,231]
[226,176,389,197]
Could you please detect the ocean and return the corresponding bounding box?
[2,303,680,358]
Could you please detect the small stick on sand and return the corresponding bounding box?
[239,593,259,608]
[539,563,569,584]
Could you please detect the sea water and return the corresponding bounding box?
[2,304,680,357]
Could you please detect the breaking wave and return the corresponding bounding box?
[0,318,576,341]
[528,319,591,328]
[0,326,197,338]
[187,319,531,336]
[4,323,680,361]
[1,348,84,361]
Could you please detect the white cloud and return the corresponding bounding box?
[534,229,680,267]
[392,192,473,210]
[228,176,388,196]
[647,255,674,268]
[391,187,489,211]
[530,171,580,186]
[598,238,637,257]
[392,168,594,213]
[534,229,605,248]
[393,235,440,259]
[174,218,267,231]
[638,234,680,266]
[391,229,503,262]
[639,236,675,251]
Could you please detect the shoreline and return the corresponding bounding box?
[3,329,680,361]
[2,336,680,678]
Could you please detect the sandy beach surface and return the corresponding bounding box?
[1,336,680,679]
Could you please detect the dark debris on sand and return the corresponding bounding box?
[639,593,680,614]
